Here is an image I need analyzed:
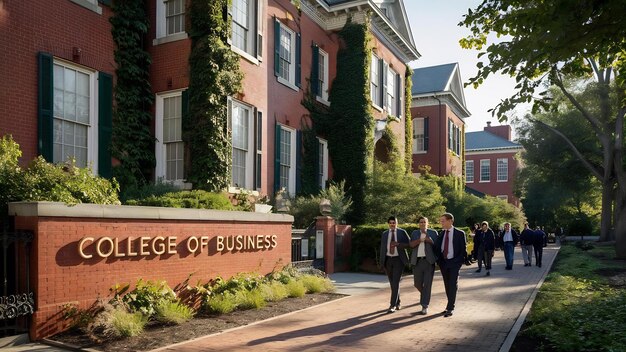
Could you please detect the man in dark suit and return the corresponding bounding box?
[398,216,438,315]
[435,212,467,317]
[533,226,546,267]
[499,222,519,270]
[379,216,410,313]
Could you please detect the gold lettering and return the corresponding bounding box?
[96,237,114,258]
[139,237,150,256]
[200,236,209,253]
[78,237,94,259]
[126,236,138,257]
[167,236,177,254]
[271,235,277,248]
[217,236,224,251]
[187,236,199,253]
[152,236,166,255]
[226,236,235,251]
[264,235,271,249]
[256,235,263,248]
[247,236,255,249]
[113,237,125,257]
[235,235,243,250]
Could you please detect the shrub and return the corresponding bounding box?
[318,181,352,222]
[289,195,323,229]
[154,299,195,324]
[285,280,306,298]
[126,190,233,210]
[300,275,335,293]
[259,281,289,302]
[110,308,147,337]
[210,273,264,295]
[205,292,237,314]
[575,241,595,251]
[119,180,180,204]
[112,279,176,316]
[234,289,266,310]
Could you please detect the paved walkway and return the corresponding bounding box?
[152,244,559,352]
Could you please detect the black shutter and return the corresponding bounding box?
[395,73,401,117]
[424,117,429,152]
[296,130,302,194]
[295,32,301,88]
[98,72,113,178]
[311,44,319,96]
[37,52,54,161]
[274,123,282,193]
[273,17,280,76]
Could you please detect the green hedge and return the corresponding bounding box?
[126,190,233,210]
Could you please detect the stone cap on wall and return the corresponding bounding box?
[8,202,294,223]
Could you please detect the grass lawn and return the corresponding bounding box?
[512,242,626,351]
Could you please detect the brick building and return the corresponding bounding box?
[465,122,523,206]
[409,63,470,177]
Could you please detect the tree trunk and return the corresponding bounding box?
[599,180,614,241]
[614,196,626,259]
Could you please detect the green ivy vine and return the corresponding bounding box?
[304,19,374,224]
[404,65,413,174]
[185,0,243,191]
[110,0,155,192]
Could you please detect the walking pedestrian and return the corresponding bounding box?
[499,222,519,270]
[520,223,534,266]
[435,213,467,317]
[379,216,410,313]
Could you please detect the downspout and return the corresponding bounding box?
[433,94,442,175]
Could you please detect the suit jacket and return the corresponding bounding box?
[435,227,467,268]
[405,228,438,265]
[379,227,411,267]
[499,229,520,245]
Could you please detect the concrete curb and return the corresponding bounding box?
[498,245,560,352]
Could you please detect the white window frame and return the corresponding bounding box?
[230,0,261,65]
[229,98,255,190]
[316,49,330,104]
[317,138,329,189]
[154,0,188,45]
[277,23,298,91]
[278,124,297,195]
[155,90,186,185]
[497,195,508,202]
[52,59,98,173]
[370,54,381,108]
[70,0,102,14]
[466,160,474,183]
[412,118,425,153]
[387,67,396,115]
[497,158,508,182]
[480,159,490,182]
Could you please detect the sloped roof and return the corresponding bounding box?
[465,186,486,198]
[411,63,457,95]
[321,0,352,4]
[465,131,522,151]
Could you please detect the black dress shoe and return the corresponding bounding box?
[387,306,396,313]
[443,310,454,317]
[395,304,401,310]
[475,269,482,273]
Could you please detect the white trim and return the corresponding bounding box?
[466,147,523,155]
[232,45,260,65]
[496,195,509,202]
[155,0,186,41]
[479,159,490,183]
[465,160,474,183]
[155,89,186,186]
[278,124,297,195]
[229,98,256,190]
[70,0,102,14]
[153,32,188,46]
[277,23,297,89]
[317,138,329,189]
[497,157,509,182]
[317,48,329,102]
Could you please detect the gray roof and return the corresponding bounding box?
[411,63,457,95]
[321,0,354,5]
[465,131,522,151]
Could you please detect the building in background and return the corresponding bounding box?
[409,63,470,177]
[465,122,523,206]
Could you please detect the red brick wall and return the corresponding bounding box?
[465,151,520,206]
[0,0,115,164]
[14,213,292,340]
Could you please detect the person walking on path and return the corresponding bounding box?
[397,216,438,315]
[499,222,519,270]
[473,223,485,273]
[520,223,535,266]
[435,212,467,317]
[533,226,546,267]
[480,222,496,276]
[379,216,410,313]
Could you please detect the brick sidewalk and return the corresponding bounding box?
[152,245,559,352]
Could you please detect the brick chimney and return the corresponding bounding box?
[485,121,511,141]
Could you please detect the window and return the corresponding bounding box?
[155,92,184,182]
[497,195,508,202]
[70,0,102,14]
[448,120,462,155]
[497,158,508,182]
[480,159,490,182]
[412,118,426,153]
[277,23,296,88]
[230,0,262,60]
[317,49,329,102]
[278,125,296,194]
[370,54,381,107]
[387,67,396,114]
[255,111,263,190]
[318,138,328,189]
[228,99,257,190]
[466,160,474,183]
[53,61,95,168]
[155,0,187,43]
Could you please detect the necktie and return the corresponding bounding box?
[443,230,449,258]
[390,230,396,255]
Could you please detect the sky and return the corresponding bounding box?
[403,1,530,133]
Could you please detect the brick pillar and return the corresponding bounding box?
[315,216,336,274]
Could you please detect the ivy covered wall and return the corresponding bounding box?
[185,0,243,191]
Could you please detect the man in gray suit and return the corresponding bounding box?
[398,216,438,315]
[379,216,410,313]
